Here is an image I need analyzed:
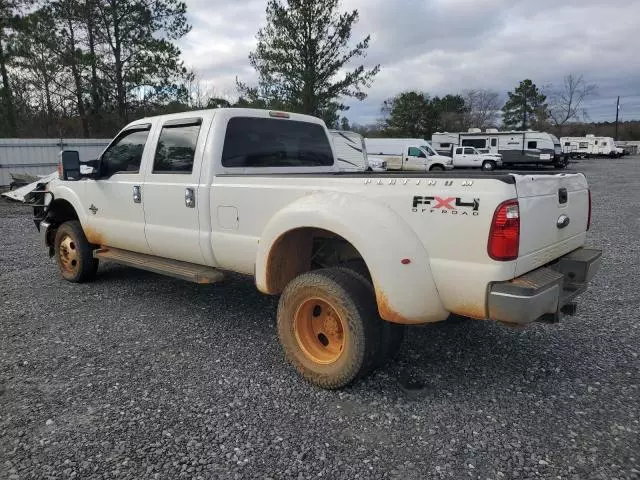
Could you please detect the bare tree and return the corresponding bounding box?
[548,73,597,127]
[462,89,501,129]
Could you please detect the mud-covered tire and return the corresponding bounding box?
[277,268,382,389]
[54,221,99,283]
[337,266,405,365]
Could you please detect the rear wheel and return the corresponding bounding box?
[337,265,404,365]
[54,221,99,283]
[277,268,381,389]
[482,160,496,171]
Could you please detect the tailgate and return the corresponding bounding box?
[515,173,590,276]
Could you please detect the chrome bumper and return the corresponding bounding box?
[487,248,602,325]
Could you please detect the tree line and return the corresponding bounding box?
[0,0,192,138]
[1,0,637,140]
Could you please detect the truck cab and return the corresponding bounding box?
[452,146,503,170]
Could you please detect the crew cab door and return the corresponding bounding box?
[142,117,207,265]
[84,124,153,253]
[404,146,428,171]
[464,147,481,165]
[453,147,466,166]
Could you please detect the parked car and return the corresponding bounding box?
[30,108,601,389]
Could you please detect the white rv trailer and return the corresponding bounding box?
[329,130,368,171]
[432,129,567,167]
[560,135,623,158]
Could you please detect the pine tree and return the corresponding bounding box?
[238,0,379,124]
[502,79,547,130]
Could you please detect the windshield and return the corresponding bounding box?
[420,145,435,156]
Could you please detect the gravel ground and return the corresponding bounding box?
[1,158,639,480]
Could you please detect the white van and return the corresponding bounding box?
[365,138,452,171]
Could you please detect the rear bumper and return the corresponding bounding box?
[487,248,602,325]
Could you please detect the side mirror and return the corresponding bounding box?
[60,150,81,180]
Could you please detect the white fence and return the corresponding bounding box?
[0,138,111,186]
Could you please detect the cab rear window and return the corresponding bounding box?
[222,117,333,168]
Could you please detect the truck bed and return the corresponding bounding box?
[217,170,579,183]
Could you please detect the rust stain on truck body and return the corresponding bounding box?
[83,226,105,247]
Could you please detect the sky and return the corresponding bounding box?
[178,0,640,126]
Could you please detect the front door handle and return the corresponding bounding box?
[133,185,141,204]
[185,187,195,208]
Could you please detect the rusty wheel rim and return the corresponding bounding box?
[59,234,79,274]
[294,297,346,365]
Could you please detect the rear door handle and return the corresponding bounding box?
[185,187,195,208]
[132,185,141,203]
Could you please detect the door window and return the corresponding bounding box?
[100,127,150,177]
[408,147,425,157]
[527,141,538,149]
[152,119,202,174]
[455,147,463,155]
[463,147,475,155]
[491,138,498,147]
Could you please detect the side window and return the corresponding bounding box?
[152,119,202,174]
[221,117,333,168]
[527,141,538,149]
[463,147,475,155]
[100,127,150,177]
[491,138,498,147]
[455,147,463,155]
[461,139,486,149]
[564,142,570,146]
[408,147,421,157]
[441,143,451,148]
[594,140,598,145]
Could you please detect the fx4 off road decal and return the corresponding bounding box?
[412,196,480,216]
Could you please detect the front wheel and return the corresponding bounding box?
[482,161,496,171]
[54,221,99,283]
[429,165,445,172]
[277,268,381,389]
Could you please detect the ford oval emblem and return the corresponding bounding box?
[557,214,570,229]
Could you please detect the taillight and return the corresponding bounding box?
[488,199,520,261]
[587,189,592,231]
[57,161,63,179]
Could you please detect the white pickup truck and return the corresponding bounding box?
[451,146,503,171]
[30,108,601,389]
[365,139,453,171]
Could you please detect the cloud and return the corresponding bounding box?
[178,0,640,124]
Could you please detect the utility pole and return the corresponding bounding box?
[615,96,620,141]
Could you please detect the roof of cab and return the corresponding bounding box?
[126,108,326,129]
